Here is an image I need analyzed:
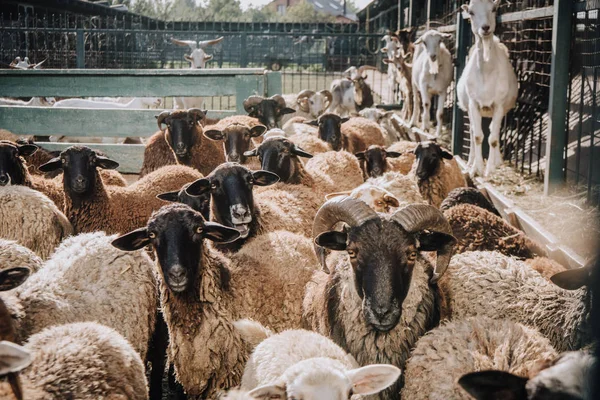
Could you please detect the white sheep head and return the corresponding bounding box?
[171,37,224,69]
[414,30,452,75]
[296,89,333,118]
[326,184,400,214]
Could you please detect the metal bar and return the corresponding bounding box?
[499,6,555,23]
[451,11,470,155]
[588,67,598,203]
[240,33,247,68]
[76,29,84,69]
[575,68,586,185]
[544,0,573,194]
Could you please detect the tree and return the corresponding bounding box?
[245,6,278,23]
[202,0,243,21]
[280,0,336,23]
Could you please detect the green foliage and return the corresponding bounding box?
[281,0,337,23]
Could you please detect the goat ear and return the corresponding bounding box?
[384,194,400,208]
[461,4,470,15]
[204,54,213,61]
[291,145,313,158]
[111,228,150,251]
[252,170,280,186]
[441,150,454,160]
[0,267,31,292]
[305,119,319,126]
[17,144,38,157]
[382,59,392,64]
[385,151,403,158]
[250,125,267,137]
[550,267,590,290]
[442,33,453,39]
[416,231,457,252]
[340,117,351,124]
[347,364,401,395]
[458,370,528,400]
[248,384,286,399]
[381,48,388,53]
[203,129,224,141]
[280,107,296,115]
[315,231,347,251]
[355,151,366,160]
[184,54,193,62]
[96,156,119,170]
[38,156,63,172]
[414,37,423,45]
[185,178,211,196]
[156,191,180,203]
[203,222,240,244]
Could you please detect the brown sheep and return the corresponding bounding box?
[355,141,416,179]
[203,115,266,167]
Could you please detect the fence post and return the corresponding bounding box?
[76,29,85,69]
[544,0,572,194]
[235,75,259,114]
[408,0,416,27]
[265,71,282,97]
[240,33,248,68]
[451,10,470,155]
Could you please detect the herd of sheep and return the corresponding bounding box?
[0,1,597,399]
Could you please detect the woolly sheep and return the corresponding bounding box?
[401,316,557,399]
[236,324,401,399]
[157,181,211,220]
[409,141,467,207]
[139,109,225,177]
[439,251,594,351]
[0,322,148,400]
[358,108,410,144]
[303,197,457,399]
[458,0,518,177]
[301,114,386,153]
[410,30,454,137]
[113,204,320,398]
[439,186,500,215]
[243,95,296,130]
[0,185,72,259]
[525,257,568,281]
[355,141,416,179]
[365,171,426,208]
[203,115,266,165]
[0,240,43,274]
[39,146,202,234]
[325,183,401,214]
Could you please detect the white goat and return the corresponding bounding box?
[9,56,45,70]
[457,0,518,177]
[0,97,55,107]
[328,66,377,116]
[410,30,454,137]
[171,37,224,110]
[381,34,401,103]
[281,89,332,125]
[89,97,163,109]
[53,97,162,109]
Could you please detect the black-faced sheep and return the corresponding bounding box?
[303,197,457,399]
[0,240,43,274]
[39,146,202,234]
[113,204,319,398]
[203,115,266,165]
[139,109,225,177]
[157,182,211,220]
[243,95,296,129]
[355,141,416,179]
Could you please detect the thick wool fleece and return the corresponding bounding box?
[0,322,148,400]
[0,239,43,273]
[304,151,364,196]
[401,316,557,399]
[161,230,318,398]
[0,185,73,259]
[140,115,225,177]
[341,117,386,153]
[65,165,202,234]
[2,232,157,359]
[289,132,331,154]
[443,204,547,258]
[411,157,467,208]
[386,141,416,175]
[366,171,426,208]
[525,257,567,280]
[439,251,591,352]
[303,252,438,400]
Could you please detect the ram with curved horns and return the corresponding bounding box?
[243,95,296,130]
[280,89,333,125]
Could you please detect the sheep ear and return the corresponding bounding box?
[280,107,296,115]
[0,267,31,292]
[550,267,590,290]
[385,151,402,158]
[355,151,366,161]
[340,117,350,124]
[243,148,258,157]
[111,228,150,251]
[347,364,401,395]
[203,129,224,141]
[248,384,286,399]
[186,178,211,196]
[156,191,180,203]
[203,222,241,243]
[305,119,319,126]
[253,170,279,186]
[441,150,454,160]
[96,156,119,170]
[291,145,313,158]
[0,341,32,375]
[315,231,347,251]
[384,194,400,208]
[250,125,267,137]
[17,144,38,157]
[416,231,457,252]
[38,156,63,172]
[458,370,528,400]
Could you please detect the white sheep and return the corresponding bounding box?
[235,322,401,399]
[409,30,454,137]
[0,240,43,274]
[365,171,426,207]
[325,183,401,214]
[53,97,162,109]
[457,0,518,177]
[280,89,332,125]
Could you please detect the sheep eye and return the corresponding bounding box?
[248,178,254,185]
[195,226,203,234]
[210,183,218,190]
[408,251,417,261]
[148,232,156,239]
[347,249,357,258]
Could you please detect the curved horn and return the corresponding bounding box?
[243,95,264,113]
[188,108,206,123]
[296,89,315,113]
[244,148,258,157]
[312,196,378,273]
[198,36,224,49]
[156,111,171,131]
[319,90,333,110]
[358,65,378,76]
[269,94,287,110]
[391,204,456,282]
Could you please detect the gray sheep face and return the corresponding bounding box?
[243,96,296,129]
[204,123,267,164]
[306,114,350,152]
[355,145,402,179]
[157,182,211,220]
[156,109,206,163]
[185,163,279,240]
[112,204,239,294]
[0,141,38,186]
[244,137,313,183]
[39,146,119,197]
[413,142,454,181]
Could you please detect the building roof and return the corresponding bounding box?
[307,0,358,22]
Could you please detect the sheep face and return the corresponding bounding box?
[157,183,211,220]
[413,142,454,181]
[39,146,119,197]
[204,124,267,163]
[355,145,402,179]
[1,266,30,343]
[185,163,279,240]
[112,204,239,294]
[306,114,349,152]
[317,219,420,332]
[244,96,296,130]
[0,141,37,186]
[462,0,498,38]
[159,111,205,163]
[244,137,313,182]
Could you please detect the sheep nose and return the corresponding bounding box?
[175,143,186,151]
[481,25,490,32]
[228,153,240,162]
